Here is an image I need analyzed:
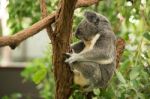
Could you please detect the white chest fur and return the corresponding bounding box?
[82,33,100,53]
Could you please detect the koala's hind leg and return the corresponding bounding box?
[73,69,90,88]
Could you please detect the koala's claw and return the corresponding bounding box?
[65,58,69,63]
[65,58,75,64]
[65,53,71,56]
[71,49,75,53]
[65,55,78,64]
[64,52,79,64]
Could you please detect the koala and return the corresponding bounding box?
[65,11,116,92]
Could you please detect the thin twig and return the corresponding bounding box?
[40,0,54,40]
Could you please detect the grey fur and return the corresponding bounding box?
[65,11,116,92]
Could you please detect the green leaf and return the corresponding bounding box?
[32,68,47,84]
[129,67,140,80]
[143,32,150,41]
[115,70,126,83]
[1,96,9,99]
[93,88,100,95]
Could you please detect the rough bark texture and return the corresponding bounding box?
[52,0,77,98]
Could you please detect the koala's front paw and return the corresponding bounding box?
[64,53,71,58]
[65,57,76,64]
[63,53,71,60]
[65,53,78,64]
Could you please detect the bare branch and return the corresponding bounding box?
[40,0,48,18]
[40,0,54,40]
[76,0,99,8]
[0,13,55,49]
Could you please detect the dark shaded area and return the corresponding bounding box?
[0,67,41,99]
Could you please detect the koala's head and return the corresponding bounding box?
[75,11,109,41]
[84,11,109,25]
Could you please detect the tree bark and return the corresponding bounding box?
[39,0,54,41]
[52,0,77,99]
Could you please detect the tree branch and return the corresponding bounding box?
[76,0,99,8]
[40,0,54,41]
[0,13,55,49]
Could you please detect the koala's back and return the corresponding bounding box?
[97,62,116,88]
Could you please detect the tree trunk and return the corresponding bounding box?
[52,0,77,99]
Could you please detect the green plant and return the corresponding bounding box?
[7,0,58,34]
[2,93,22,99]
[21,47,55,99]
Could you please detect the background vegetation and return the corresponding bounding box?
[3,0,150,99]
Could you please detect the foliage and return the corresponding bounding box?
[7,0,58,34]
[7,0,150,99]
[2,93,22,99]
[21,47,55,99]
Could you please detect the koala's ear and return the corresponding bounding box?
[84,11,99,25]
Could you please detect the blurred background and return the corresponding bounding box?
[0,0,150,99]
